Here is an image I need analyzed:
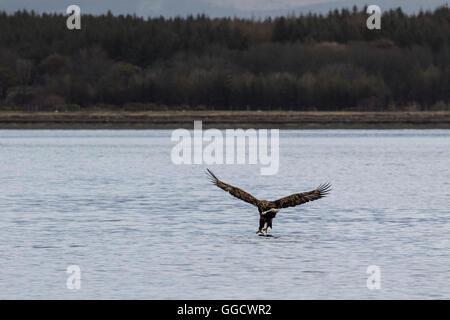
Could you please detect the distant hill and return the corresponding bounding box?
[254,0,449,17]
[0,0,448,17]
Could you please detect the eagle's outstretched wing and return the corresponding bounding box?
[270,183,331,209]
[206,169,260,207]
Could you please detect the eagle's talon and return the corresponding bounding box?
[256,229,262,234]
[263,227,268,233]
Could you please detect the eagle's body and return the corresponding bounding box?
[206,169,331,234]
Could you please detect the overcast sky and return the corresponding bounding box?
[0,0,448,17]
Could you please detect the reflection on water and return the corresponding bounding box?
[0,130,449,299]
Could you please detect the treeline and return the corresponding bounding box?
[0,6,449,112]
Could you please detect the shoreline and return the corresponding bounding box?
[0,111,449,129]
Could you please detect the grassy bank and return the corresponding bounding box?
[1,111,450,129]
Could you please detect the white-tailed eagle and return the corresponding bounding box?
[206,169,331,234]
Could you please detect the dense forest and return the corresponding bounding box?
[0,6,449,112]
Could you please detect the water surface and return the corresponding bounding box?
[0,130,449,299]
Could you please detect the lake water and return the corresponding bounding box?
[0,129,449,299]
